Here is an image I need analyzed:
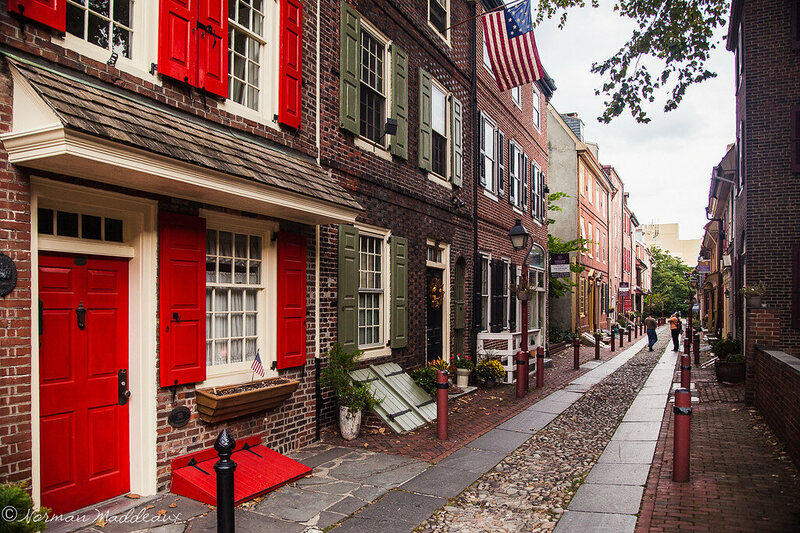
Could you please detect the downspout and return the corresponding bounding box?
[471,0,480,359]
[314,0,322,442]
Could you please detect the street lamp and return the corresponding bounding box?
[509,219,534,397]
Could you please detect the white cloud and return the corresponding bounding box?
[534,2,735,240]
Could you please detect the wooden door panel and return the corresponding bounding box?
[39,254,130,515]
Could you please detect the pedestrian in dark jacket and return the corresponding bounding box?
[669,313,682,351]
[645,313,658,351]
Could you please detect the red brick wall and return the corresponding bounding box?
[318,0,475,369]
[0,59,32,484]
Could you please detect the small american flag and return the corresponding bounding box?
[483,1,545,92]
[251,350,265,378]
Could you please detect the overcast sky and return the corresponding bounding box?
[533,2,735,240]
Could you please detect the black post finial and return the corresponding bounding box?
[214,429,237,533]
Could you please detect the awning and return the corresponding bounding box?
[702,271,721,290]
[0,52,361,225]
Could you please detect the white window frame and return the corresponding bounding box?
[501,257,510,330]
[353,18,393,155]
[508,140,519,206]
[483,34,494,76]
[428,77,451,183]
[532,84,541,131]
[55,0,159,84]
[198,210,277,388]
[480,113,499,197]
[222,0,280,128]
[357,225,391,359]
[428,0,450,45]
[511,86,522,108]
[480,253,490,331]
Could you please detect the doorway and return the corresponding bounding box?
[38,253,130,514]
[426,267,444,362]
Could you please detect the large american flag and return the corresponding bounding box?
[251,350,265,378]
[483,1,545,92]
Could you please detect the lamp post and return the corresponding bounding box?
[510,219,533,397]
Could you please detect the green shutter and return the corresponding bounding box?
[451,95,463,187]
[418,69,432,170]
[391,46,409,159]
[454,259,465,330]
[339,2,360,134]
[338,225,359,353]
[390,236,408,348]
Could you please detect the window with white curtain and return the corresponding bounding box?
[206,229,264,367]
[431,82,449,177]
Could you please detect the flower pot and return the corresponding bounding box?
[746,295,762,308]
[516,290,532,301]
[455,368,471,388]
[714,360,746,383]
[339,406,362,441]
[195,377,300,424]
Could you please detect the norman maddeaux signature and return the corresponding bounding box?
[7,506,182,525]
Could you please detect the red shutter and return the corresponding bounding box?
[793,245,800,329]
[197,0,228,97]
[8,0,64,30]
[158,0,198,86]
[158,212,207,387]
[278,0,303,129]
[276,232,307,369]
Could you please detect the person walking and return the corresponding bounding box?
[645,313,658,351]
[668,312,682,351]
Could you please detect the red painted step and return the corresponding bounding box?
[171,435,312,505]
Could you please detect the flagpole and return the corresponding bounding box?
[442,0,529,32]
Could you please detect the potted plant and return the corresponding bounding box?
[712,337,745,383]
[195,376,301,424]
[451,353,474,387]
[476,358,505,387]
[510,278,536,301]
[320,344,380,441]
[741,282,766,308]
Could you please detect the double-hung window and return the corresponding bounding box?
[511,86,521,107]
[531,162,545,221]
[480,255,490,331]
[228,0,269,112]
[360,28,388,143]
[429,0,448,38]
[508,141,519,205]
[358,234,385,347]
[480,114,496,191]
[501,259,510,330]
[431,82,448,177]
[66,0,133,58]
[419,73,463,184]
[532,84,541,130]
[205,222,269,378]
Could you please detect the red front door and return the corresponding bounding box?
[38,254,130,514]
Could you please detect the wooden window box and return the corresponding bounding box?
[195,377,300,424]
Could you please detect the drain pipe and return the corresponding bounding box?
[470,0,480,361]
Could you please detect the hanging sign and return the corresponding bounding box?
[619,282,629,293]
[550,253,570,278]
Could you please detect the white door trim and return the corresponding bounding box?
[30,177,159,506]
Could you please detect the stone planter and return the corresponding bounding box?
[715,360,746,383]
[339,406,362,441]
[455,368,471,388]
[195,377,300,424]
[746,295,762,308]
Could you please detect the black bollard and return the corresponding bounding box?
[215,429,237,533]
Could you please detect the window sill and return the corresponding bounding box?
[428,21,451,47]
[54,34,159,86]
[360,345,391,360]
[428,172,452,189]
[354,137,392,161]
[483,189,499,202]
[197,362,276,389]
[219,99,279,131]
[512,206,523,215]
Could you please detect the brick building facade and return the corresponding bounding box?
[727,0,800,467]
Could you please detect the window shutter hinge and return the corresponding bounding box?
[271,360,277,370]
[387,236,392,243]
[150,63,158,75]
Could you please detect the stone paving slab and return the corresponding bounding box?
[465,428,532,453]
[325,453,428,488]
[348,490,445,525]
[436,447,507,473]
[584,463,651,486]
[554,510,638,533]
[568,483,644,515]
[399,465,484,498]
[610,421,662,441]
[185,509,305,533]
[497,410,558,433]
[333,515,415,533]
[621,407,666,423]
[596,434,657,465]
[255,486,343,522]
[627,395,667,411]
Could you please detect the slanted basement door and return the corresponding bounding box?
[350,363,437,434]
[170,435,311,505]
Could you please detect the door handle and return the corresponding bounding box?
[118,369,131,406]
[76,302,86,330]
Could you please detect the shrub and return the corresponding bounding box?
[411,366,437,395]
[320,343,380,411]
[476,359,505,381]
[428,358,450,371]
[726,352,745,363]
[452,354,474,369]
[338,381,379,412]
[712,337,742,361]
[0,482,48,532]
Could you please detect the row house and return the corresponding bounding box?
[724,0,800,467]
[699,144,735,339]
[604,165,624,322]
[620,196,638,315]
[547,108,613,334]
[0,0,552,515]
[633,229,653,314]
[0,0,367,513]
[474,0,554,372]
